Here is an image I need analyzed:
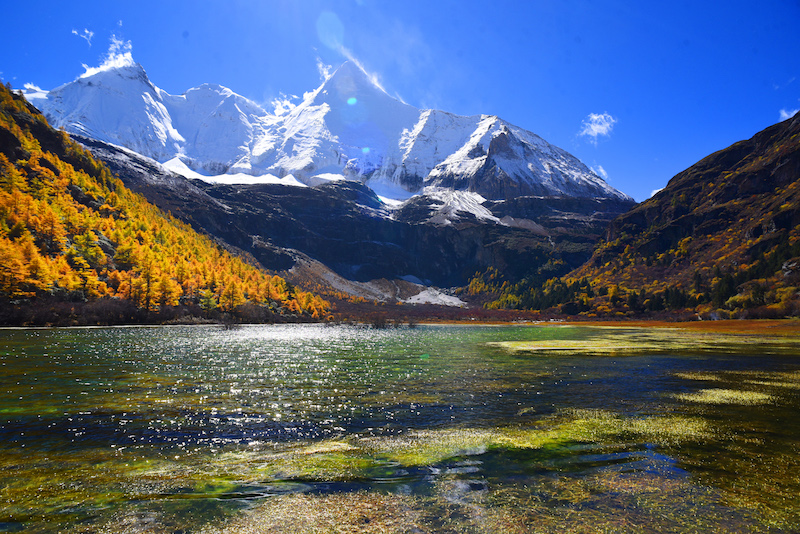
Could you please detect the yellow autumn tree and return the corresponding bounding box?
[0,236,30,297]
[0,80,331,320]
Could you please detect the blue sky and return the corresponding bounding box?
[2,0,799,201]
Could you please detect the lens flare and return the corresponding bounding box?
[347,97,357,106]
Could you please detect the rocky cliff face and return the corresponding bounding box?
[79,136,634,294]
[601,112,800,256]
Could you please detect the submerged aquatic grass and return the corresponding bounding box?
[673,371,722,381]
[202,459,760,534]
[673,388,775,405]
[200,491,428,534]
[196,412,734,534]
[492,327,800,356]
[198,410,715,478]
[744,370,800,389]
[2,324,800,532]
[747,380,800,389]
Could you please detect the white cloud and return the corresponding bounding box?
[579,112,617,145]
[71,28,94,46]
[773,77,796,91]
[779,108,799,121]
[80,36,135,78]
[271,93,300,116]
[650,188,664,197]
[316,57,333,81]
[591,164,608,180]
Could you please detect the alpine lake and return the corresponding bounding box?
[2,323,800,533]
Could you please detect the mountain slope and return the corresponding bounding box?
[478,112,800,317]
[22,56,637,301]
[0,82,329,324]
[27,59,631,202]
[581,112,800,289]
[78,134,631,287]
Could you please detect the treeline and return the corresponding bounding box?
[467,229,800,319]
[0,82,330,324]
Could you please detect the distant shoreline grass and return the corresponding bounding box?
[416,318,800,336]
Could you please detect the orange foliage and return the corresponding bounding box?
[0,82,330,317]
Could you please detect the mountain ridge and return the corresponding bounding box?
[26,59,632,203]
[19,56,638,305]
[73,132,633,298]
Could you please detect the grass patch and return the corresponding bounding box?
[492,326,800,356]
[201,491,428,534]
[357,411,712,467]
[673,388,775,405]
[673,372,721,381]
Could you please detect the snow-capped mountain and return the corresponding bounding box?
[26,58,632,203]
[28,62,273,176]
[28,63,184,163]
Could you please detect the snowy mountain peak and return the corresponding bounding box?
[80,60,150,84]
[28,58,187,162]
[26,59,632,202]
[314,61,399,107]
[185,83,234,98]
[78,41,140,79]
[306,60,419,141]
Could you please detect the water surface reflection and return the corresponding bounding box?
[1,324,799,532]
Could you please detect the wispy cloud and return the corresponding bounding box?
[337,49,390,94]
[316,11,345,52]
[314,10,405,102]
[773,77,796,91]
[579,112,617,145]
[81,36,135,78]
[779,108,799,121]
[591,164,608,180]
[316,57,333,81]
[71,28,94,47]
[343,19,434,107]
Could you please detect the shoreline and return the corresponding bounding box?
[420,318,800,335]
[2,318,797,336]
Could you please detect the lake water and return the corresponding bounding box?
[1,324,799,533]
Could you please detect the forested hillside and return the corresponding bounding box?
[470,113,800,319]
[0,82,329,325]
